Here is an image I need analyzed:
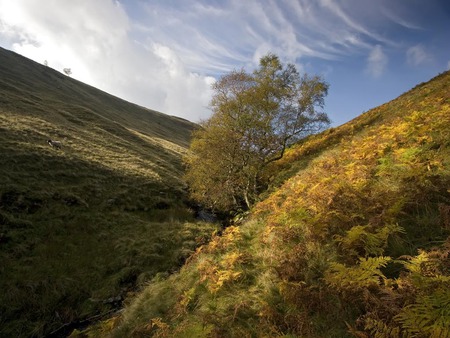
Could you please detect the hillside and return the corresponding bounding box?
[85,71,450,337]
[0,47,218,337]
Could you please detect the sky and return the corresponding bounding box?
[0,0,449,126]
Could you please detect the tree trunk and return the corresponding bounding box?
[243,178,252,210]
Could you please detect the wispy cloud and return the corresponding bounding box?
[406,44,430,66]
[366,45,388,77]
[136,0,401,74]
[381,8,423,30]
[318,0,393,47]
[0,0,447,123]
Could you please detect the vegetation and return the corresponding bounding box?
[184,54,329,212]
[87,70,450,337]
[0,47,219,337]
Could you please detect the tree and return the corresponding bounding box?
[184,53,330,212]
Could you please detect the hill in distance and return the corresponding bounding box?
[84,71,450,337]
[0,47,218,337]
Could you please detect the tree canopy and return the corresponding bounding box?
[184,53,330,212]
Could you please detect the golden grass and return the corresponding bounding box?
[89,70,450,337]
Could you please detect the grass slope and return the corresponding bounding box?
[88,71,450,337]
[0,47,218,337]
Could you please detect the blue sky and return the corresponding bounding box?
[0,0,449,125]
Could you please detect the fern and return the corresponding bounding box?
[363,318,406,338]
[336,224,404,258]
[400,250,450,288]
[326,256,391,290]
[395,288,450,337]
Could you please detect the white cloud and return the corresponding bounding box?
[447,60,450,70]
[318,0,391,46]
[366,45,388,77]
[406,44,430,66]
[0,0,446,123]
[381,7,423,30]
[136,0,399,73]
[0,0,214,121]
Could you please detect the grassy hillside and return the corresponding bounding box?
[0,47,218,337]
[85,71,450,337]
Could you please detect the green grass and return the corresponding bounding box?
[0,47,218,337]
[87,71,450,337]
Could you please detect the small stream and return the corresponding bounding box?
[46,207,226,337]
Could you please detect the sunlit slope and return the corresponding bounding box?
[0,46,195,176]
[91,71,450,337]
[0,47,218,337]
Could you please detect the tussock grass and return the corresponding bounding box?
[0,47,218,337]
